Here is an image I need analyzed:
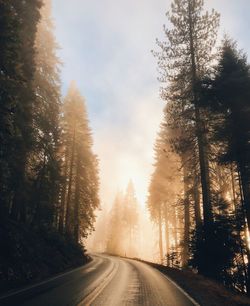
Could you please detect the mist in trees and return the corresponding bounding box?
[149,0,250,295]
[0,0,99,259]
[1,0,250,299]
[59,82,99,242]
[88,181,157,260]
[106,181,140,257]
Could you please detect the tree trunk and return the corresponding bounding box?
[158,207,163,264]
[187,0,213,236]
[59,148,69,234]
[238,163,250,295]
[65,127,76,235]
[73,151,80,243]
[193,172,202,227]
[183,161,190,267]
[164,207,170,266]
[231,165,248,293]
[172,206,178,251]
[230,164,237,208]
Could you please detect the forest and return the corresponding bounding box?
[148,0,250,295]
[1,0,250,302]
[0,0,99,290]
[90,0,250,298]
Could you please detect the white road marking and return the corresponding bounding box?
[159,271,200,306]
[77,260,119,306]
[0,259,95,301]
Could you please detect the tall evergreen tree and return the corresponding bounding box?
[154,0,220,275]
[123,181,139,257]
[61,83,99,242]
[212,40,250,230]
[106,193,124,255]
[0,1,42,221]
[204,39,250,293]
[148,125,182,264]
[0,1,100,288]
[30,0,62,228]
[0,1,23,214]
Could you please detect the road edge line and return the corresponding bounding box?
[120,255,201,306]
[0,258,95,300]
[158,270,200,306]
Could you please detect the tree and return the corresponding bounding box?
[60,83,99,242]
[0,1,42,219]
[0,1,23,214]
[148,125,182,265]
[0,2,100,287]
[123,180,139,257]
[203,39,250,293]
[30,0,62,228]
[164,99,200,267]
[212,40,250,230]
[106,193,124,255]
[191,196,243,288]
[154,0,220,275]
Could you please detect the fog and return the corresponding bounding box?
[86,182,160,262]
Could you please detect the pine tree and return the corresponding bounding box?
[212,40,250,229]
[0,1,23,214]
[123,181,139,257]
[30,0,62,228]
[61,83,99,242]
[204,39,250,293]
[154,0,220,274]
[0,1,42,221]
[164,98,199,267]
[148,125,182,264]
[106,193,124,255]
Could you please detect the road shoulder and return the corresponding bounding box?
[139,259,250,306]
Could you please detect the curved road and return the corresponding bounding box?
[0,254,198,306]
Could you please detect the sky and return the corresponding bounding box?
[52,0,250,208]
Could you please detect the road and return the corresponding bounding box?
[0,254,199,306]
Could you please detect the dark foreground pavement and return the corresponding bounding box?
[0,254,198,306]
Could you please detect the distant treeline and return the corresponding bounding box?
[106,181,140,257]
[148,0,250,295]
[0,0,99,244]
